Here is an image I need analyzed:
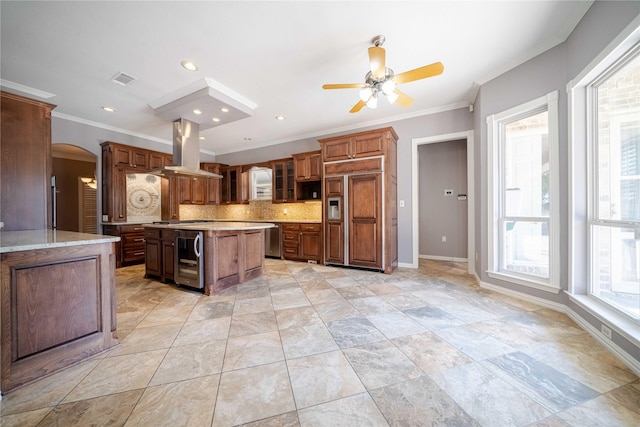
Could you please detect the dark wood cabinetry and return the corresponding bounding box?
[220,165,249,204]
[282,222,322,263]
[272,158,295,203]
[0,91,56,231]
[321,130,387,162]
[102,223,146,268]
[145,228,176,281]
[101,141,173,223]
[320,127,397,273]
[293,150,322,201]
[202,163,223,205]
[1,240,119,392]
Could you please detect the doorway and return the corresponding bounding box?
[51,144,97,233]
[411,131,475,274]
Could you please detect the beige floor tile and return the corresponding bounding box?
[392,332,473,374]
[149,340,226,385]
[213,362,295,426]
[176,316,231,345]
[230,310,278,337]
[62,349,166,403]
[39,389,142,426]
[126,375,219,427]
[297,392,388,426]
[280,324,339,359]
[136,305,193,328]
[275,306,324,330]
[556,395,640,426]
[287,350,366,409]
[107,323,182,357]
[223,330,284,371]
[0,407,51,427]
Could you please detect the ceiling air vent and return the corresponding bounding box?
[111,72,136,86]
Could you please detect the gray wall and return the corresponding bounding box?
[418,140,467,259]
[475,1,640,362]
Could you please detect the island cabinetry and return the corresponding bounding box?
[0,91,56,231]
[1,239,119,393]
[220,165,249,204]
[282,223,322,263]
[101,141,172,223]
[272,158,295,203]
[203,228,265,295]
[144,228,176,282]
[103,224,145,268]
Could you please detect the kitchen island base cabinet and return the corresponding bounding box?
[203,229,264,295]
[1,241,119,394]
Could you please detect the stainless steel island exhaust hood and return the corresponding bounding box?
[150,118,222,178]
[148,78,257,179]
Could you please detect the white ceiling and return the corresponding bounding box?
[1,1,592,155]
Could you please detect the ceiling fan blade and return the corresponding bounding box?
[393,89,414,108]
[349,100,366,113]
[368,46,386,79]
[322,83,367,90]
[393,62,444,85]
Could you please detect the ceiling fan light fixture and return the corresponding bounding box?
[359,87,373,102]
[381,79,395,95]
[386,91,399,104]
[366,95,378,109]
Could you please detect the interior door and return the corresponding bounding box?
[349,173,382,269]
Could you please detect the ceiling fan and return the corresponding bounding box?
[322,35,444,113]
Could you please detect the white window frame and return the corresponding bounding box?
[567,15,640,347]
[487,91,560,293]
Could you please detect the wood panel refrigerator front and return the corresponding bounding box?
[320,127,398,273]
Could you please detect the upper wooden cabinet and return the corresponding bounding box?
[293,150,322,181]
[272,158,295,203]
[100,141,172,222]
[1,91,56,231]
[220,165,249,204]
[320,128,395,162]
[201,163,224,205]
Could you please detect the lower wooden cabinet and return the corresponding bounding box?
[1,241,119,393]
[144,228,176,282]
[102,224,146,268]
[282,222,322,263]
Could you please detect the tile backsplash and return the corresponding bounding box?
[125,173,162,223]
[180,200,322,222]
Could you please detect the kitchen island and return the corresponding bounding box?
[0,230,120,394]
[144,221,275,295]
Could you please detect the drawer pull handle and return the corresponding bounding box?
[134,252,145,256]
[134,238,144,242]
[134,227,144,231]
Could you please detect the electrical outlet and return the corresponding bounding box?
[441,236,447,242]
[399,200,405,207]
[601,324,612,340]
[283,208,288,215]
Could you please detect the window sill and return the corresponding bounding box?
[487,270,560,294]
[567,293,640,347]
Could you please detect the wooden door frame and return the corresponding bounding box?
[410,130,475,275]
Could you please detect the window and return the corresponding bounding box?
[487,92,559,291]
[589,47,640,320]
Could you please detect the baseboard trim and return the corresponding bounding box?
[419,255,468,262]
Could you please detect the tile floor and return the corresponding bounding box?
[1,259,639,426]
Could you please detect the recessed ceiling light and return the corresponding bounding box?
[180,60,198,71]
[101,106,116,112]
[212,117,221,122]
[221,107,230,113]
[193,109,202,115]
[275,115,286,121]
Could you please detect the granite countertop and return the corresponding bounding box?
[143,221,276,231]
[0,229,120,253]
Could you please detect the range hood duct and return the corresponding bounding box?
[150,118,222,178]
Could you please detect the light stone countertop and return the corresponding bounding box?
[0,229,120,253]
[143,221,276,231]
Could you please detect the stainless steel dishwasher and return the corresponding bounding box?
[264,223,281,258]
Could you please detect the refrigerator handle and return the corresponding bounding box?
[51,176,57,229]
